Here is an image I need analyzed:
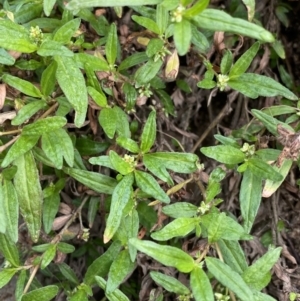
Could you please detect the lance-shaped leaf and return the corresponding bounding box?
[41,60,57,97]
[2,179,19,242]
[247,158,283,181]
[0,182,6,234]
[95,276,130,301]
[67,0,161,10]
[87,86,107,107]
[162,202,198,218]
[43,0,56,16]
[106,249,136,293]
[229,41,260,78]
[150,271,190,295]
[129,238,194,273]
[228,73,298,100]
[41,244,57,269]
[43,192,60,234]
[140,111,156,153]
[22,116,67,136]
[190,265,214,301]
[262,159,293,198]
[13,151,43,242]
[2,74,42,98]
[218,239,248,274]
[21,285,59,301]
[151,217,198,241]
[174,18,191,56]
[106,23,118,66]
[0,19,37,53]
[0,268,18,289]
[201,212,252,242]
[109,150,135,175]
[201,145,245,164]
[0,48,15,65]
[184,0,210,18]
[193,9,274,43]
[118,52,148,71]
[206,257,254,301]
[240,169,262,233]
[242,0,255,21]
[99,107,117,139]
[12,100,48,126]
[116,136,140,153]
[220,50,233,75]
[55,56,88,128]
[134,58,163,85]
[84,240,122,285]
[143,152,199,173]
[53,18,81,44]
[0,233,20,267]
[242,247,282,290]
[1,134,40,168]
[134,170,170,203]
[63,167,117,194]
[104,173,134,243]
[37,40,74,57]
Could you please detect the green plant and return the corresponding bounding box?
[0,0,298,301]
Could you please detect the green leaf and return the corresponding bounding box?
[262,159,293,198]
[89,155,114,169]
[41,60,57,97]
[106,23,118,65]
[57,242,75,253]
[99,107,117,139]
[146,38,164,58]
[140,111,156,153]
[43,193,60,234]
[57,263,79,285]
[197,79,216,89]
[63,167,117,194]
[87,86,107,107]
[206,257,254,301]
[174,18,191,56]
[43,0,56,16]
[2,179,19,243]
[41,244,57,269]
[242,247,282,291]
[143,152,199,173]
[129,238,194,273]
[0,19,37,53]
[53,18,81,44]
[201,145,245,164]
[132,15,160,34]
[151,217,197,241]
[184,0,210,18]
[162,202,198,218]
[114,106,131,138]
[15,269,27,301]
[240,169,262,233]
[134,170,170,203]
[0,182,6,234]
[67,0,161,10]
[74,53,109,71]
[156,4,168,34]
[109,150,134,175]
[0,48,15,65]
[76,137,109,156]
[218,240,248,274]
[94,276,130,301]
[55,56,88,128]
[1,134,39,168]
[201,212,251,242]
[193,9,274,43]
[106,249,136,293]
[229,42,260,78]
[220,50,233,75]
[150,271,190,295]
[242,0,255,21]
[22,116,67,136]
[0,268,18,289]
[13,151,43,242]
[104,173,133,243]
[134,58,163,85]
[12,100,48,126]
[228,73,298,100]
[118,52,148,71]
[21,285,59,301]
[84,240,122,285]
[0,233,20,267]
[116,137,140,153]
[247,158,283,181]
[190,265,214,301]
[2,74,42,98]
[143,154,173,185]
[37,40,74,57]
